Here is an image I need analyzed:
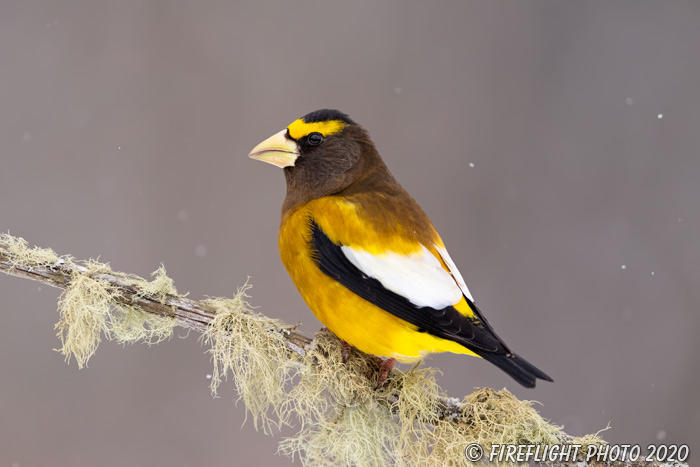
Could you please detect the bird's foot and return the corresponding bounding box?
[340,340,352,363]
[375,357,396,389]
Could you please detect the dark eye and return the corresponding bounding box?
[307,132,323,146]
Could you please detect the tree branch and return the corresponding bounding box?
[0,235,683,467]
[0,241,310,354]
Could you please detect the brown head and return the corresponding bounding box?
[248,109,400,212]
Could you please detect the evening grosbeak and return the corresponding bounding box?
[248,109,552,388]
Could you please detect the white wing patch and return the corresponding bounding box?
[435,245,474,301]
[341,244,463,309]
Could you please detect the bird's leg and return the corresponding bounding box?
[340,340,352,363]
[375,357,396,388]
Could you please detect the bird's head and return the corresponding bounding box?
[249,109,390,206]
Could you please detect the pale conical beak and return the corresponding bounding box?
[248,129,299,168]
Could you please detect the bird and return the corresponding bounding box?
[248,109,552,388]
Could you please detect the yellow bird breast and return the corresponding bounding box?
[278,197,478,362]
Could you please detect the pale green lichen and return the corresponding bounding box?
[208,322,606,466]
[1,232,60,267]
[2,233,175,367]
[3,233,610,466]
[280,331,403,466]
[54,264,177,367]
[133,264,179,303]
[427,388,567,466]
[201,283,298,432]
[55,272,122,367]
[278,331,448,466]
[201,320,604,467]
[109,304,175,346]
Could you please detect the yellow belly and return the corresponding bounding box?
[278,198,478,362]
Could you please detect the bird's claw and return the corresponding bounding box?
[375,357,396,389]
[340,340,352,363]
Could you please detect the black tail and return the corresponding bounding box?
[478,351,553,388]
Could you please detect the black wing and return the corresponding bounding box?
[310,221,552,388]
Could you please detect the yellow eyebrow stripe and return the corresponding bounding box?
[287,119,346,140]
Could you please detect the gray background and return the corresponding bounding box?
[1,1,698,466]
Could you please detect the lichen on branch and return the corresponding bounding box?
[2,233,176,367]
[2,233,675,467]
